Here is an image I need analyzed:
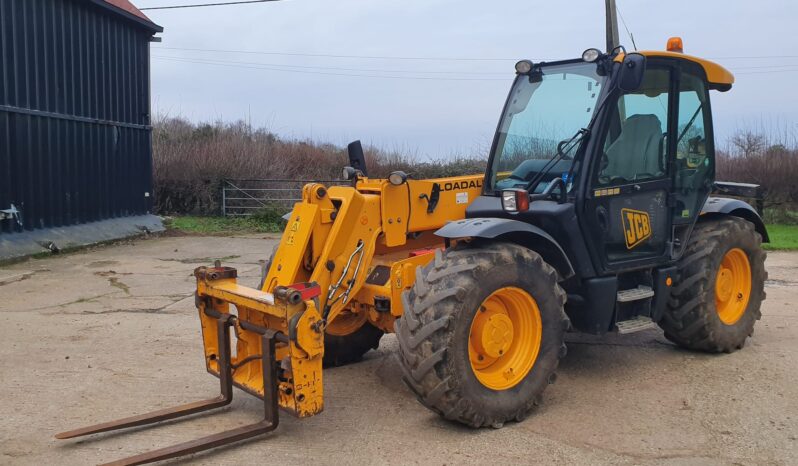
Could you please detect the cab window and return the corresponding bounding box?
[673,69,713,222]
[597,67,671,186]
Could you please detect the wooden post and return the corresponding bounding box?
[605,0,619,53]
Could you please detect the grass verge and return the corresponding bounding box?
[165,216,284,235]
[764,224,798,250]
[165,217,798,250]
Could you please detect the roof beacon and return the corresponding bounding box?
[667,37,684,53]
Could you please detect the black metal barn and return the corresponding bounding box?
[0,0,163,259]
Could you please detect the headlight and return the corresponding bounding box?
[582,48,602,63]
[515,60,533,74]
[501,189,529,213]
[388,171,408,186]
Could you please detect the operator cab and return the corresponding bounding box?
[468,38,735,279]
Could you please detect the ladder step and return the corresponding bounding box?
[617,285,654,302]
[616,316,658,334]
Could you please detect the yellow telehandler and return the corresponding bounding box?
[57,38,767,465]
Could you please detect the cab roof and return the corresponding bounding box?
[617,50,734,91]
[642,50,734,90]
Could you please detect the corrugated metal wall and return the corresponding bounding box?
[0,0,156,235]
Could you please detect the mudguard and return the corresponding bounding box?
[701,197,769,242]
[435,217,575,280]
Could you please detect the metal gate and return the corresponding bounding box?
[221,179,347,217]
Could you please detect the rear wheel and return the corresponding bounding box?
[323,312,384,367]
[396,242,568,428]
[658,217,766,353]
[259,247,383,367]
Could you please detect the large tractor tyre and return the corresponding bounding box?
[323,321,384,367]
[258,247,383,367]
[658,217,766,353]
[395,242,569,428]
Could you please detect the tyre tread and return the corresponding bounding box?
[396,242,568,427]
[658,217,766,353]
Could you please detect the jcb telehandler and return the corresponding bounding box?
[57,38,767,465]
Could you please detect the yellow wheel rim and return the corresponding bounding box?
[715,248,752,325]
[326,309,367,336]
[468,287,542,390]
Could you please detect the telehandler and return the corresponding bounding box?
[57,38,767,465]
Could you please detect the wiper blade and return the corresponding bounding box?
[524,128,589,192]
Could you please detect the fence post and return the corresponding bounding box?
[221,179,226,217]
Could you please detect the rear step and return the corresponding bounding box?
[616,316,658,334]
[617,285,654,302]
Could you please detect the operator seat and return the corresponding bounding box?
[602,114,664,182]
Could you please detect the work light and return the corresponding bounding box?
[501,189,529,213]
[342,166,358,180]
[582,48,601,62]
[388,171,408,186]
[515,60,533,74]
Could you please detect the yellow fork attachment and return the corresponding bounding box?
[55,265,324,465]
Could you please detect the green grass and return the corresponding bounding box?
[166,215,284,235]
[166,217,798,251]
[764,224,798,250]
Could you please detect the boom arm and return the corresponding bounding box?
[199,173,484,417]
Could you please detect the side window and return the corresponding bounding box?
[597,67,671,186]
[674,71,712,222]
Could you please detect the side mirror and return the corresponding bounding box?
[618,53,646,92]
[347,140,368,177]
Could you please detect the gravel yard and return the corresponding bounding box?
[1,234,796,465]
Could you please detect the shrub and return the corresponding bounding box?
[152,116,485,215]
[717,130,798,223]
[152,117,797,223]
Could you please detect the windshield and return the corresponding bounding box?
[489,61,605,193]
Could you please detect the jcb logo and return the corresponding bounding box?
[622,208,651,249]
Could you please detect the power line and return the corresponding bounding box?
[151,51,798,80]
[152,56,508,81]
[152,54,508,75]
[140,0,282,11]
[152,46,798,63]
[736,68,798,75]
[708,55,798,60]
[153,46,526,62]
[154,55,798,78]
[732,64,798,71]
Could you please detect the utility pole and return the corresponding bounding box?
[605,0,619,52]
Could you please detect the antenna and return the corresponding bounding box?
[616,3,638,51]
[605,0,620,53]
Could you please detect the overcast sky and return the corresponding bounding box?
[139,0,798,157]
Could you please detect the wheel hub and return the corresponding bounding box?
[716,268,733,302]
[468,287,542,391]
[472,312,514,359]
[715,248,752,325]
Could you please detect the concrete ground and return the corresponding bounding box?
[0,234,796,465]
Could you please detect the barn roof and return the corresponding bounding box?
[90,0,163,32]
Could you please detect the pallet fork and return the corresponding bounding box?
[56,307,283,465]
[57,263,325,464]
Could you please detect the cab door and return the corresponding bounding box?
[670,63,716,255]
[583,63,675,270]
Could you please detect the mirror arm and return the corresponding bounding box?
[529,177,565,202]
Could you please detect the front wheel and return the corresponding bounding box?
[395,242,569,428]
